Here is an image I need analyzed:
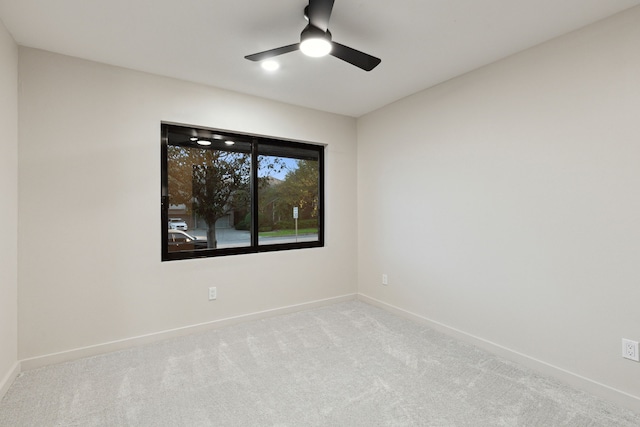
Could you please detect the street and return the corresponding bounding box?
[189,227,318,248]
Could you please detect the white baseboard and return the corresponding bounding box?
[21,293,357,371]
[357,293,640,414]
[0,361,20,400]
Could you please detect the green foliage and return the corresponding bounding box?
[235,213,251,231]
[234,211,279,231]
[298,219,319,229]
[258,228,318,237]
[278,159,319,219]
[257,159,320,229]
[274,219,318,230]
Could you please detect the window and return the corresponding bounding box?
[161,123,324,261]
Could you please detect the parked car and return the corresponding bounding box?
[167,230,208,252]
[168,218,188,231]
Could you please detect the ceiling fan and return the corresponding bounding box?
[244,0,381,72]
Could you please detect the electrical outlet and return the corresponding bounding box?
[208,287,217,301]
[622,338,639,362]
[382,274,388,285]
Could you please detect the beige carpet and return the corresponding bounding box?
[1,301,639,426]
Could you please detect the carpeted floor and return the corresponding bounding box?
[1,300,639,426]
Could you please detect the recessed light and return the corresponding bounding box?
[261,60,280,71]
[197,139,212,146]
[225,140,235,146]
[190,137,198,141]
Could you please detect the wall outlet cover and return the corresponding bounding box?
[622,338,639,362]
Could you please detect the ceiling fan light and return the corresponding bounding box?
[300,38,332,57]
[300,24,332,57]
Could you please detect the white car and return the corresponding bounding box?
[168,218,188,231]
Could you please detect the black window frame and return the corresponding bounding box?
[161,123,325,261]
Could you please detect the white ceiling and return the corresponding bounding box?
[1,0,639,117]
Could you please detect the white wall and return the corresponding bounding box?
[0,18,19,396]
[358,7,640,408]
[18,48,358,362]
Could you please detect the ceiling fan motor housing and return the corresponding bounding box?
[301,24,331,43]
[300,25,332,57]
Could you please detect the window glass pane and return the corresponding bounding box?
[257,155,320,246]
[162,123,323,261]
[167,142,251,252]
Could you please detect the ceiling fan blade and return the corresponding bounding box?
[245,43,300,61]
[330,42,381,71]
[307,0,335,32]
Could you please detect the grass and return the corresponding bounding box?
[258,228,318,237]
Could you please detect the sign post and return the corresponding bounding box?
[293,207,299,243]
